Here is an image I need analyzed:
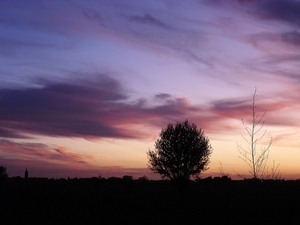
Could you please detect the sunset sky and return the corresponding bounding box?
[1,0,300,179]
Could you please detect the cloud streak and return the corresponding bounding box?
[210,94,300,129]
[128,13,170,29]
[0,138,161,179]
[0,139,88,165]
[0,75,220,139]
[1,73,299,140]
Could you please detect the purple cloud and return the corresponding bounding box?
[205,0,300,28]
[263,54,300,64]
[247,31,300,50]
[281,31,300,46]
[1,73,296,140]
[255,0,300,27]
[210,95,300,129]
[0,76,131,138]
[0,76,213,139]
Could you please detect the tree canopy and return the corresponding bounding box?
[147,120,212,183]
[0,165,8,179]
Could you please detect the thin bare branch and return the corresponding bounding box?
[218,161,230,177]
[237,88,273,179]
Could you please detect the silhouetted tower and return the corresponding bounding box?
[25,168,28,179]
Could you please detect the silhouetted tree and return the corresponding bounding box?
[0,165,8,179]
[147,120,212,191]
[237,88,273,179]
[137,175,149,181]
[122,175,133,181]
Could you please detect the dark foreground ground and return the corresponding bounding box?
[1,177,300,225]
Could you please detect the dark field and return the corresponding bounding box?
[1,178,300,225]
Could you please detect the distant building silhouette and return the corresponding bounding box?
[25,168,28,179]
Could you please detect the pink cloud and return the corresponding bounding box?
[0,139,89,166]
[0,76,226,139]
[1,75,297,141]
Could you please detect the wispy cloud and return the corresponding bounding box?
[281,31,300,47]
[0,138,159,178]
[0,139,88,164]
[262,54,300,65]
[210,95,293,126]
[247,31,300,52]
[128,13,170,29]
